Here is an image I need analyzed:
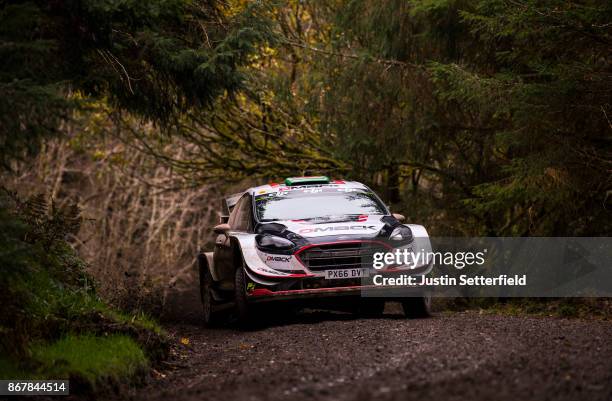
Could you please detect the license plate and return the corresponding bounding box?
[325,268,370,280]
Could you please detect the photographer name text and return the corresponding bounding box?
[373,274,527,286]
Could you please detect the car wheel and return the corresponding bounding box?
[200,266,219,327]
[401,293,432,318]
[234,266,253,327]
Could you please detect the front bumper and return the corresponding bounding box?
[234,231,434,301]
[244,264,433,302]
[246,285,428,303]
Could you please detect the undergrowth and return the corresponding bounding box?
[0,190,168,393]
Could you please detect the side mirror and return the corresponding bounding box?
[392,213,405,222]
[213,223,231,235]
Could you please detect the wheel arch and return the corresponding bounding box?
[198,251,218,281]
[230,237,244,271]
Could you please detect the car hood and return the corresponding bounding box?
[276,215,388,239]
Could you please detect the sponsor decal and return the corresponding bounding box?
[277,184,340,192]
[266,255,292,263]
[298,225,377,234]
[255,185,368,199]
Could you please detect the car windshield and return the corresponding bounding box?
[255,186,387,221]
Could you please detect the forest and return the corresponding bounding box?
[0,0,611,393]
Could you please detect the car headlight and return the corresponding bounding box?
[390,225,413,242]
[256,234,295,251]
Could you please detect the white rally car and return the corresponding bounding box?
[198,176,433,326]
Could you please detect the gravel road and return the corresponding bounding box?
[117,306,612,401]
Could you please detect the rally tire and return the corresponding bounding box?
[200,265,220,327]
[401,294,432,318]
[234,266,253,327]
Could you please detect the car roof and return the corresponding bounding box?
[224,180,369,212]
[247,180,368,195]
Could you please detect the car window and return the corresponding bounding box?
[255,187,387,221]
[230,195,253,232]
[227,197,242,228]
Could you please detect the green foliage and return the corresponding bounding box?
[0,0,273,167]
[0,194,87,355]
[1,334,148,390]
[251,0,612,236]
[0,190,88,356]
[0,0,271,387]
[31,334,147,385]
[0,190,165,388]
[115,0,610,236]
[449,0,612,235]
[0,190,86,285]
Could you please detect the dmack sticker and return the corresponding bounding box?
[298,225,377,234]
[266,255,292,263]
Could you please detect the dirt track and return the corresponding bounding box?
[117,303,612,401]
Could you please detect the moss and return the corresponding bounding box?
[107,310,164,335]
[1,334,148,391]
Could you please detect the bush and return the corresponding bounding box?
[0,189,167,391]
